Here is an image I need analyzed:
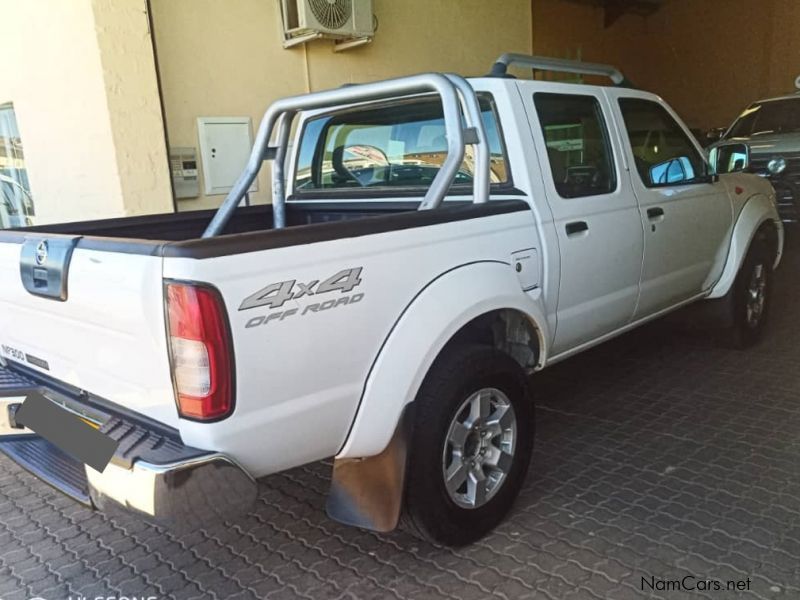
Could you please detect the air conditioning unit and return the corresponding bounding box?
[280,0,375,51]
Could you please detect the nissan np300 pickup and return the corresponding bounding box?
[0,55,783,546]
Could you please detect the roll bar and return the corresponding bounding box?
[490,53,627,86]
[203,73,489,238]
[444,74,490,207]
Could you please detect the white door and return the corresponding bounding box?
[524,86,644,356]
[610,94,732,317]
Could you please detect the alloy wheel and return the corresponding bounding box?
[441,387,517,509]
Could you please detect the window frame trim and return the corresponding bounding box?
[532,91,620,200]
[617,96,711,190]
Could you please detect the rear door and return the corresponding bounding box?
[0,235,178,428]
[609,93,732,317]
[522,84,644,356]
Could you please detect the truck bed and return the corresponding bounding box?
[0,199,529,437]
[10,202,416,242]
[0,200,522,259]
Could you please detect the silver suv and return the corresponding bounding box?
[716,93,800,222]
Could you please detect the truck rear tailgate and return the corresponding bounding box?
[0,238,178,427]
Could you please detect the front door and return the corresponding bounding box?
[526,88,644,356]
[611,95,732,317]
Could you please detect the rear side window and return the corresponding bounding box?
[618,98,706,187]
[534,93,616,198]
[293,94,510,194]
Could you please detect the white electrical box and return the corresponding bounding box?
[169,147,199,199]
[197,117,258,196]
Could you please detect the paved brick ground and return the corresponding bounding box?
[2,233,799,600]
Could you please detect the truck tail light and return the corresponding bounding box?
[165,282,234,421]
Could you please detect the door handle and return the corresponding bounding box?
[565,221,589,236]
[647,207,665,220]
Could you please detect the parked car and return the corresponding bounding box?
[712,90,800,222]
[0,54,784,546]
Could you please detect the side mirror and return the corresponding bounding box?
[709,142,750,175]
[649,156,695,185]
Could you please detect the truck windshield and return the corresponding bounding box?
[727,98,800,138]
[294,93,510,194]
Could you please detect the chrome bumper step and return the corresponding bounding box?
[0,436,91,504]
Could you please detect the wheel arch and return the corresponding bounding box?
[708,194,783,299]
[337,261,549,460]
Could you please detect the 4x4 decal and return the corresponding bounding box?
[240,267,365,328]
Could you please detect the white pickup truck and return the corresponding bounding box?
[0,55,784,546]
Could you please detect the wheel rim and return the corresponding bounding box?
[441,387,517,509]
[745,262,767,329]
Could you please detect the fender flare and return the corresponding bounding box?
[708,194,783,299]
[337,260,549,460]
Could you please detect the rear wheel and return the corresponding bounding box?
[402,344,533,546]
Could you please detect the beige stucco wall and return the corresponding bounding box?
[151,0,533,210]
[533,0,799,130]
[92,0,174,217]
[0,0,172,225]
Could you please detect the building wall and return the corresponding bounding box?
[533,0,797,130]
[531,0,648,79]
[92,0,175,217]
[0,0,172,225]
[151,0,533,210]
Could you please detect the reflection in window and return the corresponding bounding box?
[0,103,34,229]
[618,98,705,187]
[534,92,616,198]
[294,94,510,193]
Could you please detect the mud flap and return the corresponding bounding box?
[326,405,413,532]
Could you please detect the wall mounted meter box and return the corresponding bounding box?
[169,147,200,199]
[197,117,258,196]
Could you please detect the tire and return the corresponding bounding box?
[728,237,772,348]
[402,344,533,546]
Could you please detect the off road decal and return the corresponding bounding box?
[240,267,364,328]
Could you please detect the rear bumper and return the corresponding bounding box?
[0,362,257,526]
[87,449,257,525]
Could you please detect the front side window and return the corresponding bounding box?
[618,98,706,187]
[533,93,616,198]
[0,103,34,229]
[294,94,510,194]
